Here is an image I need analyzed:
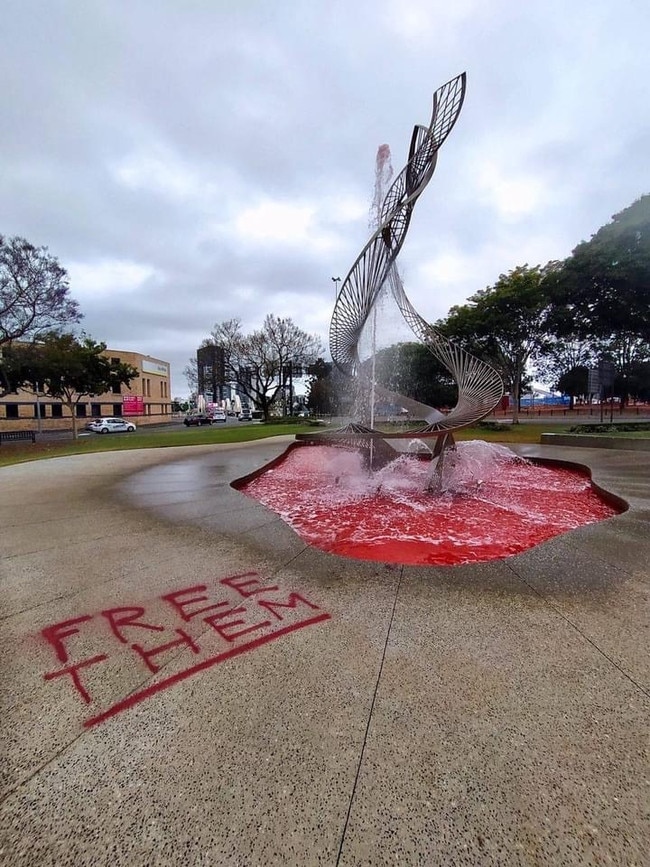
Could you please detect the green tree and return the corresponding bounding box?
[439,264,557,422]
[622,361,650,402]
[305,358,352,416]
[534,338,597,396]
[6,334,138,438]
[210,315,322,421]
[306,358,334,416]
[551,195,650,343]
[556,365,590,409]
[548,195,650,404]
[373,342,457,408]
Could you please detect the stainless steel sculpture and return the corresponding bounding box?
[299,73,504,478]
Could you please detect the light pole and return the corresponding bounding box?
[331,277,341,353]
[35,382,42,434]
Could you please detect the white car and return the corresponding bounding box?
[87,417,137,434]
[212,410,227,423]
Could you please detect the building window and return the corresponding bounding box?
[76,404,87,417]
[111,357,120,365]
[34,404,46,419]
[5,404,19,419]
[113,403,122,416]
[51,404,63,418]
[91,403,102,417]
[112,382,121,395]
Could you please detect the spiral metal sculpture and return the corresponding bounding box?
[330,72,502,426]
[299,74,503,478]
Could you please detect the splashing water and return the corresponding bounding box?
[238,442,621,566]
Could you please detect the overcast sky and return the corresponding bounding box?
[2,0,649,396]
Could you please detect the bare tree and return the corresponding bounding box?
[0,235,81,346]
[210,315,323,420]
[183,355,198,396]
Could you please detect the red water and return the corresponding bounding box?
[239,444,620,566]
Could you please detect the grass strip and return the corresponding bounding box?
[0,420,578,468]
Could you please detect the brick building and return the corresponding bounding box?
[0,348,172,432]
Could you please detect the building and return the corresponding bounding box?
[0,347,173,432]
[196,344,226,404]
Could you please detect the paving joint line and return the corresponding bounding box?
[506,562,650,701]
[335,566,404,866]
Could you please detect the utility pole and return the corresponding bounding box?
[35,382,42,434]
[331,277,341,351]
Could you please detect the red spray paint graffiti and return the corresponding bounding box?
[39,572,330,728]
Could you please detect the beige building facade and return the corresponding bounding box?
[0,348,173,432]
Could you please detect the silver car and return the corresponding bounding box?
[87,417,137,434]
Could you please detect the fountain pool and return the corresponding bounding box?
[235,442,623,566]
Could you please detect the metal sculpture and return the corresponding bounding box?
[299,73,504,480]
[331,72,503,419]
[330,73,465,375]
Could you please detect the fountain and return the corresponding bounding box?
[237,443,619,566]
[235,73,623,565]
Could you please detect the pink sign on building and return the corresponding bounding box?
[123,395,144,416]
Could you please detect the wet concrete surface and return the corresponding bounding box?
[0,438,648,865]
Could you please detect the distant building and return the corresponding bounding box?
[0,347,172,432]
[196,344,226,403]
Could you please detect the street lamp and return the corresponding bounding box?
[331,276,341,301]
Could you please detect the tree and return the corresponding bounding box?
[556,365,590,409]
[372,342,457,409]
[172,397,190,413]
[622,361,650,402]
[306,358,336,416]
[534,338,598,396]
[547,195,650,405]
[210,315,323,421]
[550,195,650,347]
[183,356,198,396]
[6,334,138,438]
[0,235,81,347]
[439,264,557,422]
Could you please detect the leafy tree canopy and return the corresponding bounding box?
[372,342,456,409]
[4,333,138,437]
[305,358,338,416]
[534,338,598,392]
[549,194,650,344]
[438,263,557,421]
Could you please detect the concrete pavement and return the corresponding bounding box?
[1,438,648,865]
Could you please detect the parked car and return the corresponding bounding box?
[87,417,136,434]
[183,414,212,426]
[212,410,227,423]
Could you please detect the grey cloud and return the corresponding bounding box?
[2,0,648,394]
